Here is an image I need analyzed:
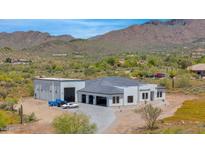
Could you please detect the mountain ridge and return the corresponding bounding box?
[1,20,205,55]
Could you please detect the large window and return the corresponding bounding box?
[128,96,133,103]
[142,93,148,100]
[157,91,162,98]
[113,96,120,104]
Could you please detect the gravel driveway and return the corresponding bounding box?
[68,103,116,133]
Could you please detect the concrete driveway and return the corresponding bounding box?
[68,103,116,133]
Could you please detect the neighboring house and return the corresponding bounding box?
[187,63,205,77]
[34,76,165,107]
[12,59,32,65]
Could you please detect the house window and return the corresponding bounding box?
[112,97,116,104]
[157,91,162,98]
[142,93,148,99]
[113,96,120,104]
[116,96,119,103]
[128,96,133,103]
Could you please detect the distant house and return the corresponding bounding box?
[52,53,68,57]
[12,59,32,65]
[34,76,166,107]
[187,63,205,77]
[191,48,205,59]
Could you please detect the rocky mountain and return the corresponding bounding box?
[1,20,205,55]
[92,19,205,49]
[0,31,74,49]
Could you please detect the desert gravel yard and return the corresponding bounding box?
[106,93,199,133]
[2,93,199,134]
[67,103,116,133]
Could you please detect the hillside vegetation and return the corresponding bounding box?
[0,51,205,102]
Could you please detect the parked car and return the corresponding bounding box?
[61,103,79,109]
[154,73,166,78]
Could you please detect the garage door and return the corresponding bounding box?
[64,88,75,102]
[96,96,107,106]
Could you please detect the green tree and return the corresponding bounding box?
[106,57,116,66]
[169,70,177,89]
[5,57,12,63]
[148,58,157,66]
[52,113,97,134]
[177,59,192,69]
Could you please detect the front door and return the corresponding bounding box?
[89,95,94,104]
[150,91,154,101]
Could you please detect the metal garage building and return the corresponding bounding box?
[34,78,85,102]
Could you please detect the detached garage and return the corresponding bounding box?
[34,78,85,101]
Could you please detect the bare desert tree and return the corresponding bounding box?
[136,104,162,130]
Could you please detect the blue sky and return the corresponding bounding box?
[0,19,160,38]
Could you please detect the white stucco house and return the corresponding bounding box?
[34,76,165,107]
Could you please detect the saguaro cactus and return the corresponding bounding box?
[19,104,23,124]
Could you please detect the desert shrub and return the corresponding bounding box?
[24,112,37,123]
[105,57,117,66]
[148,58,157,66]
[131,70,140,78]
[176,76,191,88]
[159,78,171,89]
[177,59,192,69]
[26,82,34,96]
[136,104,162,130]
[52,113,97,134]
[84,66,97,76]
[0,110,20,130]
[4,97,18,111]
[197,56,205,63]
[5,57,12,63]
[0,88,8,99]
[0,114,7,130]
[123,58,138,67]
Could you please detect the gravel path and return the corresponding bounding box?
[68,103,116,133]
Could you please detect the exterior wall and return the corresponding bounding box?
[60,81,85,101]
[34,78,166,106]
[34,79,85,102]
[154,88,166,101]
[77,91,123,107]
[34,79,61,101]
[139,84,165,103]
[120,86,139,106]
